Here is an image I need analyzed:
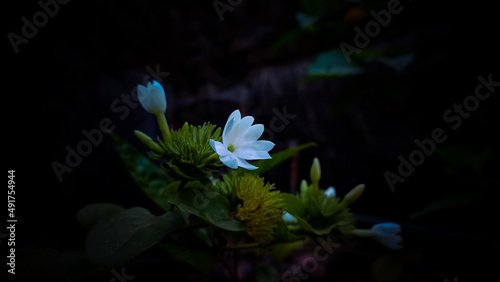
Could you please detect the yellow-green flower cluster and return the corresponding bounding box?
[137,122,223,180]
[218,173,284,245]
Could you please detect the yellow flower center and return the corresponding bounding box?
[227,144,235,152]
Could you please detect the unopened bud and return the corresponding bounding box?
[310,158,321,185]
[342,184,365,206]
[134,130,164,154]
[300,180,308,201]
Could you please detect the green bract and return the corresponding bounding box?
[150,122,223,180]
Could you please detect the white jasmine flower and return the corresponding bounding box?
[324,186,336,197]
[282,212,298,224]
[210,110,274,170]
[371,223,402,250]
[137,80,166,114]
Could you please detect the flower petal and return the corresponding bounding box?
[372,223,401,234]
[324,186,336,197]
[137,81,166,114]
[236,116,254,136]
[220,153,238,169]
[248,140,275,152]
[236,158,257,170]
[371,223,402,250]
[137,84,151,111]
[149,80,166,113]
[233,148,271,160]
[377,234,402,250]
[223,110,241,145]
[282,212,298,224]
[210,140,230,157]
[241,124,264,141]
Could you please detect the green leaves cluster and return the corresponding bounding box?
[282,158,364,239]
[73,123,374,282]
[76,134,316,276]
[151,122,223,180]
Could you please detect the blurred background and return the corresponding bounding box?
[4,0,499,281]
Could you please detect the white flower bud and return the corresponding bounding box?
[137,80,166,114]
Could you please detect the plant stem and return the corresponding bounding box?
[351,229,375,238]
[155,112,171,141]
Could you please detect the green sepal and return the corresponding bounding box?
[281,193,307,218]
[169,188,245,232]
[152,122,223,180]
[274,220,304,243]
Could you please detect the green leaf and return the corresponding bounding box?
[296,215,336,235]
[306,50,363,77]
[170,188,245,231]
[158,239,215,276]
[282,191,334,235]
[281,193,306,218]
[76,203,125,230]
[320,196,339,217]
[112,134,175,210]
[303,185,322,218]
[238,142,316,176]
[86,208,185,272]
[161,180,181,198]
[274,220,303,243]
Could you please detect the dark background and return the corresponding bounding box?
[4,0,499,281]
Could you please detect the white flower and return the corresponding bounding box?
[210,110,274,170]
[324,186,336,197]
[371,223,402,250]
[137,80,167,114]
[282,212,298,224]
